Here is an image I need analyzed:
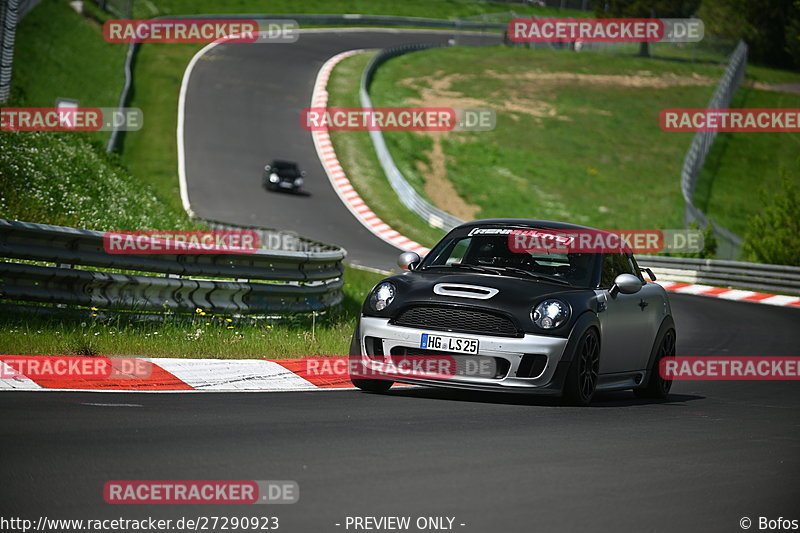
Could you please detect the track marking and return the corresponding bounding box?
[309,50,431,257]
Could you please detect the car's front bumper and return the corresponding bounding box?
[352,316,572,394]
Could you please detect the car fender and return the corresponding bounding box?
[639,315,676,387]
[546,310,600,392]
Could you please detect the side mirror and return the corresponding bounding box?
[640,267,656,281]
[398,251,421,271]
[609,273,642,298]
[301,170,306,177]
[264,165,271,172]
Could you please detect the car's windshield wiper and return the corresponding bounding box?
[420,264,499,275]
[491,266,572,286]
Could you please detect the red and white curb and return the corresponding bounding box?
[0,356,354,392]
[658,282,800,308]
[310,50,430,257]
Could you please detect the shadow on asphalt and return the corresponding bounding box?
[265,187,312,198]
[372,386,704,408]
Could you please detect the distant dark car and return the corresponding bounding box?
[349,218,676,406]
[263,160,305,192]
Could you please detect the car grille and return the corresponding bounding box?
[391,306,520,337]
[389,346,510,379]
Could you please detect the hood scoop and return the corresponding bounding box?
[433,283,499,300]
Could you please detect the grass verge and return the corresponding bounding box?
[357,45,798,246]
[135,1,585,19]
[0,265,384,358]
[9,0,128,146]
[0,131,198,230]
[693,76,800,237]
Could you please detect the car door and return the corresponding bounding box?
[596,253,658,374]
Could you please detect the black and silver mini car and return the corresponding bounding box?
[349,219,676,405]
[263,160,305,192]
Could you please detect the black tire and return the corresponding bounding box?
[562,328,600,406]
[351,378,393,393]
[634,328,675,399]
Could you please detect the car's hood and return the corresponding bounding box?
[394,270,585,306]
[363,270,600,336]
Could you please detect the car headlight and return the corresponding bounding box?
[294,177,304,187]
[532,299,570,329]
[269,173,279,183]
[369,282,396,311]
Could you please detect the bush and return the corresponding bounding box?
[0,131,198,231]
[742,175,800,266]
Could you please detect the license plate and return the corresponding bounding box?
[279,182,293,188]
[420,333,479,355]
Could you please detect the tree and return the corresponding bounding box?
[594,1,702,57]
[698,0,800,69]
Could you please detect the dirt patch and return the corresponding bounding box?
[414,134,481,221]
[743,81,800,94]
[396,68,718,222]
[498,69,718,88]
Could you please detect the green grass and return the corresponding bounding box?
[367,45,731,231]
[327,52,446,249]
[5,0,193,227]
[693,86,800,237]
[120,43,202,215]
[135,0,586,19]
[0,131,199,230]
[9,0,128,146]
[0,265,386,358]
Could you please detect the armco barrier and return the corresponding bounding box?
[0,0,19,104]
[637,255,800,296]
[0,219,345,314]
[679,40,748,259]
[360,44,466,231]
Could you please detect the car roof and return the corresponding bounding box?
[270,159,299,168]
[455,218,597,231]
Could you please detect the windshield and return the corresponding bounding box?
[420,233,597,288]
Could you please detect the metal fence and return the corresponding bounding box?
[0,0,19,104]
[0,219,345,314]
[680,40,748,259]
[360,44,465,231]
[637,255,800,296]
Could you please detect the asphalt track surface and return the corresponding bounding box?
[2,29,798,533]
[182,30,498,270]
[1,294,798,532]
